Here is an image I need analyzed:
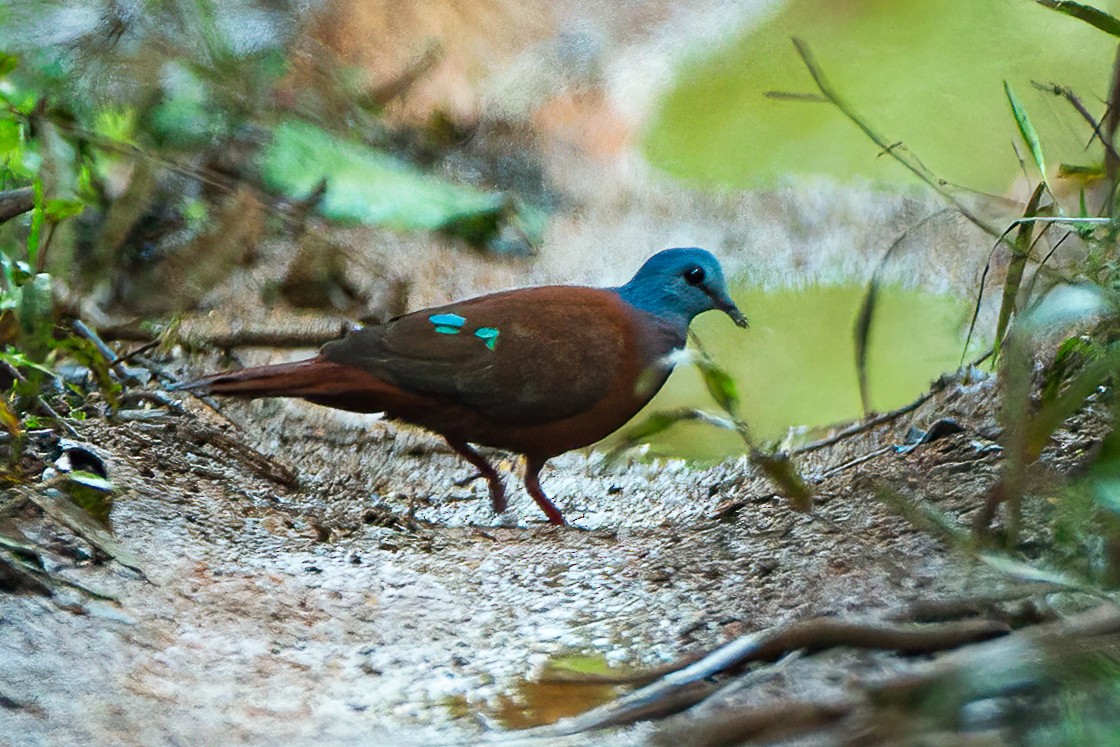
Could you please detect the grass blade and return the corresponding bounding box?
[1005,82,1049,189]
[994,182,1047,357]
[854,277,878,416]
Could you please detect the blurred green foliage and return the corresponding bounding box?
[0,0,548,492]
[261,119,509,238]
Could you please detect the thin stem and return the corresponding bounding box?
[790,37,1011,247]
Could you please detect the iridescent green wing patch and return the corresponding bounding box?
[474,327,500,350]
[429,313,466,335]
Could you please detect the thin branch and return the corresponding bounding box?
[1032,80,1120,165]
[789,37,1009,245]
[791,352,991,458]
[0,187,34,224]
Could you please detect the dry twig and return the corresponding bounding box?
[532,616,1008,737]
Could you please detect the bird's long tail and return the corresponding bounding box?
[178,357,374,399]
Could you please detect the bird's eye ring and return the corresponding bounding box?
[684,266,706,285]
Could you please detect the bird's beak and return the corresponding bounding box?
[708,289,749,328]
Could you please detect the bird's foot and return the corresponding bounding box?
[533,497,565,525]
[454,469,507,513]
[523,458,566,525]
[488,480,508,514]
[454,471,484,488]
[445,439,507,515]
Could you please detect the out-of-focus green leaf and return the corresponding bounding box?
[605,407,739,463]
[148,64,226,147]
[752,449,813,512]
[1084,411,1120,517]
[260,120,506,239]
[1040,335,1102,405]
[695,355,740,417]
[1057,163,1104,180]
[1091,476,1120,515]
[994,183,1047,357]
[16,272,53,361]
[27,179,43,267]
[855,276,878,415]
[45,198,86,221]
[1009,290,1113,464]
[610,411,687,456]
[1005,82,1049,186]
[0,52,17,77]
[93,108,137,144]
[40,122,82,203]
[0,119,19,155]
[0,347,57,378]
[1020,282,1112,333]
[0,82,37,117]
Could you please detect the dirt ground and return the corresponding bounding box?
[5,349,1106,746]
[1,3,1101,743]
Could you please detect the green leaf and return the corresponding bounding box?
[16,272,53,361]
[45,198,87,221]
[0,347,58,378]
[1083,410,1120,518]
[1091,476,1120,515]
[1040,335,1102,405]
[93,107,137,144]
[0,119,20,154]
[752,449,813,512]
[260,120,507,238]
[27,180,44,268]
[854,276,878,415]
[616,411,687,447]
[994,183,1047,357]
[0,52,17,77]
[604,408,728,464]
[695,356,741,417]
[147,64,225,147]
[0,85,37,117]
[1004,81,1048,187]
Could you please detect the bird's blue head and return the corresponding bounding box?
[617,248,748,330]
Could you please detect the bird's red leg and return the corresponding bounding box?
[523,457,565,525]
[446,439,507,514]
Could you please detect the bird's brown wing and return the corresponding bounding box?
[320,286,632,424]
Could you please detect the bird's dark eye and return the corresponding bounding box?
[684,266,706,285]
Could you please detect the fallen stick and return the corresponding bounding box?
[646,603,1120,747]
[531,616,1009,736]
